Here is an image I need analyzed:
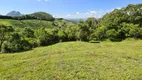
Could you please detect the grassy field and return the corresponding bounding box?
[0,40,142,80]
[0,19,53,29]
[0,19,75,29]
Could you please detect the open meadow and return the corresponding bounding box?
[0,40,142,80]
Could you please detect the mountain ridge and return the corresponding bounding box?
[6,10,22,17]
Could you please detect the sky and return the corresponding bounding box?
[0,0,142,19]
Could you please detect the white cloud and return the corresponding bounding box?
[109,7,122,12]
[45,0,49,1]
[67,14,71,17]
[54,10,110,19]
[37,0,41,1]
[76,12,80,15]
[89,10,96,14]
[116,7,121,10]
[53,7,123,19]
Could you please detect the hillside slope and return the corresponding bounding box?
[0,40,142,80]
[0,19,54,29]
[0,19,75,29]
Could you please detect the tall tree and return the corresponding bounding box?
[77,20,90,41]
[86,17,98,28]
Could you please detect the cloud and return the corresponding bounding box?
[67,14,71,17]
[116,7,121,9]
[76,12,80,15]
[89,10,96,14]
[54,7,123,19]
[54,10,110,19]
[37,0,41,1]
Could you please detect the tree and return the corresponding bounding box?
[77,20,90,41]
[90,25,106,41]
[2,33,32,53]
[22,28,34,38]
[34,28,48,46]
[121,23,142,38]
[34,28,58,46]
[65,26,79,41]
[0,25,14,52]
[106,29,118,41]
[129,27,142,38]
[30,12,55,21]
[98,4,142,40]
[86,17,98,27]
[57,30,67,42]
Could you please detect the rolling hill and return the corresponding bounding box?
[0,40,141,80]
[0,19,54,29]
[0,11,75,29]
[0,19,75,29]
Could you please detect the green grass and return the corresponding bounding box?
[0,19,75,29]
[0,40,142,80]
[0,19,54,29]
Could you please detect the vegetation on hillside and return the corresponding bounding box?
[0,4,142,53]
[99,4,142,40]
[0,3,142,80]
[0,19,58,29]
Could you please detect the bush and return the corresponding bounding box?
[106,29,118,41]
[1,41,9,53]
[1,33,32,53]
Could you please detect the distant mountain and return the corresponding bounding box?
[6,11,22,17]
[65,18,87,22]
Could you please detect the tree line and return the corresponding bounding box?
[0,4,142,53]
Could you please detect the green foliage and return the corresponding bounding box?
[90,26,106,41]
[0,15,13,19]
[120,23,142,38]
[34,28,59,46]
[65,26,79,41]
[0,25,14,52]
[86,17,98,28]
[0,4,142,53]
[30,12,55,21]
[1,33,32,53]
[57,30,67,42]
[98,4,142,41]
[34,28,49,46]
[0,4,142,79]
[78,20,90,41]
[22,28,35,38]
[0,19,55,29]
[106,29,118,41]
[129,25,142,38]
[1,41,9,53]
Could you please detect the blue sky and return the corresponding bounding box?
[0,0,142,19]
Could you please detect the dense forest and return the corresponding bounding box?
[0,4,142,53]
